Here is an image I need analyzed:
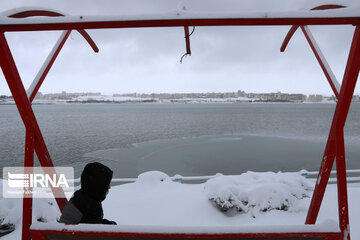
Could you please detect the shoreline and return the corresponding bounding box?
[0,100,347,105]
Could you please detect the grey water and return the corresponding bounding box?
[0,103,359,178]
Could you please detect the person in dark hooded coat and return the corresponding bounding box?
[59,162,116,225]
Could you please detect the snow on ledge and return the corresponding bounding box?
[31,220,340,234]
[1,5,360,26]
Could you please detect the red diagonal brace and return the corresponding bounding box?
[300,25,340,98]
[27,28,98,102]
[28,30,71,102]
[305,26,360,240]
[281,25,340,99]
[280,25,299,52]
[0,32,67,210]
[281,4,346,99]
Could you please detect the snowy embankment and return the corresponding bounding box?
[1,171,360,239]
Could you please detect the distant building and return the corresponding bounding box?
[308,95,323,102]
[237,90,246,97]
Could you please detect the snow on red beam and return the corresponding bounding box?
[30,232,342,240]
[30,220,340,235]
[1,7,360,32]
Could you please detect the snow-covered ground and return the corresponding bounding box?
[1,171,359,239]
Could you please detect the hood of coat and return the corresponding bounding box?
[80,162,113,202]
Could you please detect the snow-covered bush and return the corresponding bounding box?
[205,171,312,216]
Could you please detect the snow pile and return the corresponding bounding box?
[1,171,360,239]
[136,171,171,184]
[0,171,314,225]
[205,172,312,215]
[0,180,60,225]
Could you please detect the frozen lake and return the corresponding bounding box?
[0,103,359,178]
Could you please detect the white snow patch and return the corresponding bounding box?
[30,219,339,234]
[135,171,171,185]
[176,2,187,13]
[2,4,360,26]
[0,180,59,225]
[1,171,360,239]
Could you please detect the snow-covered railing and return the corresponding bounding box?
[302,169,360,183]
[69,169,360,184]
[304,169,360,176]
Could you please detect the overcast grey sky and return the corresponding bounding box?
[0,0,359,95]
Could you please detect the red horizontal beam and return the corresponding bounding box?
[1,17,360,32]
[30,229,341,240]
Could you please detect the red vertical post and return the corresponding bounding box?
[22,128,34,240]
[335,130,350,239]
[306,26,360,239]
[306,134,336,223]
[0,32,67,210]
[184,26,191,55]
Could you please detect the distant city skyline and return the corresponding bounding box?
[0,89,350,97]
[3,89,359,104]
[33,90,360,100]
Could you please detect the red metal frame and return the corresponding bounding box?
[305,26,360,240]
[0,10,99,240]
[1,4,359,240]
[22,128,34,240]
[6,10,98,103]
[30,229,341,240]
[300,25,340,98]
[2,17,360,32]
[184,26,191,55]
[0,30,68,207]
[7,10,99,53]
[280,4,345,99]
[281,25,341,98]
